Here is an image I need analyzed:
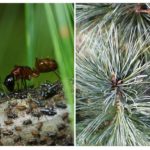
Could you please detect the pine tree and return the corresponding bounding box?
[76,3,150,146]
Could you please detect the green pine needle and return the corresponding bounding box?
[76,25,150,146]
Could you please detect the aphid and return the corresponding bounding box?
[26,108,31,114]
[4,120,14,125]
[53,93,64,102]
[56,101,67,109]
[32,111,42,120]
[61,112,69,120]
[36,122,43,131]
[2,129,13,136]
[32,100,45,107]
[31,130,40,138]
[0,140,3,146]
[39,136,48,145]
[40,107,57,116]
[16,105,27,111]
[40,81,61,99]
[27,99,38,110]
[47,140,56,146]
[14,135,22,143]
[9,101,18,107]
[65,135,74,146]
[30,102,38,110]
[23,119,32,125]
[46,131,57,138]
[27,138,38,145]
[7,112,18,119]
[57,130,66,139]
[4,105,12,113]
[57,123,66,131]
[66,142,74,146]
[15,126,22,132]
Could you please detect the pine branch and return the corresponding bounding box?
[76,25,150,146]
[76,3,150,39]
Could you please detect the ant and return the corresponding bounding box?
[4,66,38,91]
[4,58,58,92]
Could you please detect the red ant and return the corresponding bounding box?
[4,58,58,91]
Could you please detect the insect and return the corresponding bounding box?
[4,105,18,119]
[31,130,41,138]
[40,81,62,99]
[4,58,58,92]
[40,107,57,116]
[47,140,56,146]
[23,119,32,125]
[7,111,18,119]
[16,104,27,111]
[36,122,43,131]
[14,135,22,143]
[9,100,18,107]
[4,66,38,92]
[0,140,3,146]
[14,126,22,132]
[61,112,69,121]
[57,130,66,139]
[56,101,67,109]
[57,123,66,131]
[32,111,42,120]
[46,131,57,138]
[32,99,45,107]
[39,136,48,145]
[2,129,13,136]
[27,138,38,145]
[4,119,14,125]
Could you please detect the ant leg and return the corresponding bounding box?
[16,80,20,91]
[21,78,26,90]
[22,79,27,90]
[21,79,24,90]
[24,80,27,90]
[54,71,61,80]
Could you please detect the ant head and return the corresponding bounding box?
[49,59,58,71]
[4,74,15,92]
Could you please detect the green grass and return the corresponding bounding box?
[25,4,35,67]
[44,4,74,128]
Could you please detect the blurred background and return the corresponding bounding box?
[0,3,74,126]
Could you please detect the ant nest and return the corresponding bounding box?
[0,81,73,146]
